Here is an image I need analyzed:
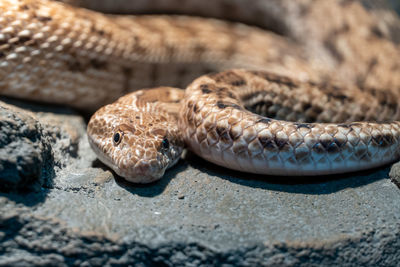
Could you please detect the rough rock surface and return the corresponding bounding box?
[0,99,400,266]
[0,102,53,191]
[0,99,85,192]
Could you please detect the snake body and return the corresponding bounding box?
[2,0,400,182]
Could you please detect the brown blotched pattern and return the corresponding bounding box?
[2,0,400,181]
[88,68,400,181]
[180,70,400,176]
[0,0,316,111]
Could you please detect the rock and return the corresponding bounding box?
[0,98,399,265]
[0,101,53,191]
[389,162,400,188]
[0,99,86,192]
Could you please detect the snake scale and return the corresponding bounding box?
[1,0,400,183]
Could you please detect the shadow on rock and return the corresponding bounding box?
[92,158,188,197]
[0,189,51,207]
[184,151,388,195]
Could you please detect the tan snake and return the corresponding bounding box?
[1,0,400,183]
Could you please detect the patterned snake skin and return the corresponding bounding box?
[2,0,400,182]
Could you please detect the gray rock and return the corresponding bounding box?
[0,99,85,191]
[1,100,400,266]
[389,162,400,188]
[0,101,53,191]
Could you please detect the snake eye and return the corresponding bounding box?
[162,138,169,150]
[113,131,123,145]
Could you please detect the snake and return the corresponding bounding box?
[1,0,400,183]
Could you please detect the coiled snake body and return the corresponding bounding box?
[2,0,400,183]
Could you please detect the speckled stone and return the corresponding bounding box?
[389,162,400,189]
[0,99,399,266]
[0,101,53,191]
[0,99,85,192]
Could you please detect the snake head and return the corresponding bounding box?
[87,97,183,184]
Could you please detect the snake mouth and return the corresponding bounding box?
[114,159,167,184]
